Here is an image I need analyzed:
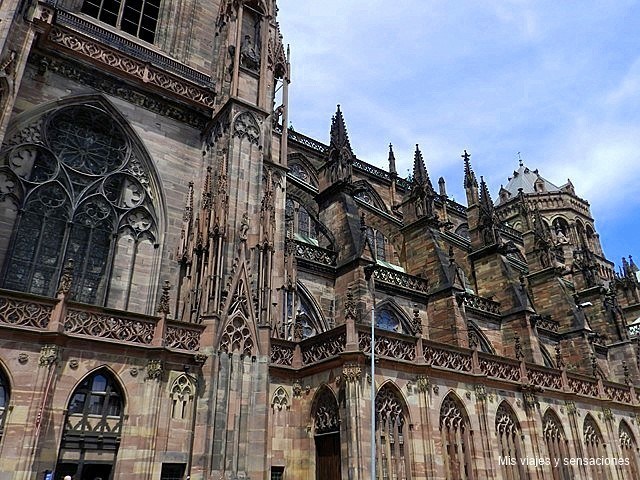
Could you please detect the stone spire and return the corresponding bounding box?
[412,144,433,190]
[325,105,354,184]
[479,176,494,216]
[388,143,397,175]
[463,150,479,206]
[463,150,477,189]
[329,104,352,153]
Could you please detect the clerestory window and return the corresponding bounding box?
[81,0,161,43]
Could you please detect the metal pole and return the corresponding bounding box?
[371,303,376,480]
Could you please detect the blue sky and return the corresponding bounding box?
[277,1,640,270]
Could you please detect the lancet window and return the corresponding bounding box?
[542,410,572,480]
[56,369,124,480]
[0,104,159,312]
[495,402,527,480]
[376,385,411,480]
[583,415,609,480]
[365,226,386,261]
[440,394,474,480]
[280,283,325,340]
[81,0,161,43]
[619,421,640,479]
[170,374,195,420]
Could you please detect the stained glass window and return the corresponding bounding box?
[0,369,8,441]
[376,309,399,332]
[1,105,157,306]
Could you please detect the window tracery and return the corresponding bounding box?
[583,415,608,479]
[57,369,124,479]
[620,421,640,479]
[495,402,527,479]
[313,387,339,435]
[375,385,410,480]
[543,409,572,480]
[365,226,386,261]
[1,104,159,309]
[170,374,195,420]
[219,316,254,356]
[440,394,474,480]
[376,308,400,333]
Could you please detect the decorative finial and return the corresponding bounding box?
[344,288,357,320]
[517,152,523,167]
[157,280,171,315]
[57,259,74,296]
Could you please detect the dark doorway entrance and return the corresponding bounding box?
[315,432,341,480]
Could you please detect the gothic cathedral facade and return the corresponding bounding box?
[0,1,639,479]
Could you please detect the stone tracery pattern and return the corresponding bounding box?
[0,295,53,329]
[313,388,340,435]
[359,332,416,362]
[424,345,473,372]
[219,316,254,356]
[164,325,202,351]
[375,385,410,480]
[301,331,346,365]
[440,394,473,480]
[1,103,159,306]
[495,402,526,479]
[64,309,156,344]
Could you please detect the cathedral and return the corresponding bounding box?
[0,0,640,479]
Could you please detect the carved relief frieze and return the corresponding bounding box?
[47,27,215,109]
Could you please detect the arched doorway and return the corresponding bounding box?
[55,369,124,480]
[313,387,341,480]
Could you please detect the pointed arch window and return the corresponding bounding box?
[81,0,161,43]
[495,402,528,479]
[376,385,411,480]
[1,104,159,310]
[170,374,195,420]
[376,308,400,333]
[542,410,572,480]
[282,283,325,340]
[620,421,640,479]
[365,226,386,262]
[0,368,9,442]
[583,415,609,480]
[440,394,474,480]
[56,370,124,480]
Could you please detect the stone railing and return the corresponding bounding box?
[358,327,417,362]
[535,316,560,333]
[0,289,203,352]
[604,382,633,404]
[447,199,468,216]
[498,224,523,241]
[373,267,429,293]
[270,339,296,367]
[478,353,520,382]
[0,294,56,330]
[293,240,337,266]
[566,373,600,398]
[267,315,636,406]
[352,159,392,182]
[459,293,501,316]
[64,307,157,344]
[164,321,205,351]
[526,365,563,390]
[300,325,347,365]
[423,341,473,372]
